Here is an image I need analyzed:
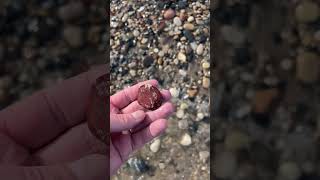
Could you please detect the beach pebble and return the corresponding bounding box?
[296,51,319,83]
[196,44,204,55]
[180,133,192,146]
[150,139,161,153]
[173,17,182,26]
[164,9,175,20]
[178,120,189,129]
[183,23,195,31]
[177,52,187,62]
[176,109,185,119]
[295,1,319,23]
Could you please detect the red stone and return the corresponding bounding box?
[137,84,163,110]
[87,74,109,144]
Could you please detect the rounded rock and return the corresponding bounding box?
[164,9,175,20]
[150,139,161,153]
[180,133,192,146]
[295,1,319,23]
[137,84,163,110]
[196,44,204,55]
[173,17,182,26]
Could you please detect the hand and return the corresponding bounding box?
[0,66,107,180]
[110,80,174,175]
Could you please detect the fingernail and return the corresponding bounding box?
[132,110,146,121]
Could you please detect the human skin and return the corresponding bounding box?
[0,65,174,179]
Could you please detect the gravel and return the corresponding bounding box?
[111,0,209,179]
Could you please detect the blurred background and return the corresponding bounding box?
[110,0,210,179]
[0,0,106,109]
[213,0,320,179]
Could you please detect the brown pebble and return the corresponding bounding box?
[253,88,279,113]
[296,51,319,83]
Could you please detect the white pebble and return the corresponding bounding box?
[187,16,194,22]
[199,151,210,163]
[150,139,161,153]
[173,17,182,26]
[196,44,204,55]
[178,120,189,129]
[169,87,179,98]
[176,109,185,119]
[180,133,192,146]
[177,52,187,62]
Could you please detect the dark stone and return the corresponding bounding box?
[128,157,149,173]
[252,112,271,128]
[183,30,195,42]
[177,0,188,9]
[199,34,207,44]
[233,47,251,65]
[143,55,154,67]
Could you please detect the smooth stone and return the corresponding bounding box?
[295,1,319,23]
[176,109,185,119]
[202,77,210,88]
[121,14,128,22]
[199,151,210,163]
[196,44,204,55]
[180,133,192,146]
[178,120,189,129]
[183,23,195,31]
[164,9,175,20]
[187,16,194,22]
[173,17,182,26]
[150,139,161,153]
[177,52,187,62]
[180,102,188,110]
[169,87,179,98]
[63,25,84,48]
[58,2,85,21]
[296,51,319,83]
[133,30,140,37]
[202,61,210,69]
[196,112,205,121]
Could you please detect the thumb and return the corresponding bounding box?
[0,154,107,180]
[110,110,146,132]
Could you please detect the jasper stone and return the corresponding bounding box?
[137,84,163,110]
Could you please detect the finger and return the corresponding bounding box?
[131,119,167,150]
[0,133,29,165]
[110,79,158,109]
[131,102,175,132]
[0,65,107,149]
[121,89,172,114]
[0,154,107,180]
[68,154,107,180]
[111,110,146,132]
[32,123,106,164]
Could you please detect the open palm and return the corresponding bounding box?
[110,80,174,175]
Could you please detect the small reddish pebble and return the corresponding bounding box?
[164,9,175,20]
[137,84,163,110]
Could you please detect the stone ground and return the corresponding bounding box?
[0,0,106,108]
[110,0,210,179]
[213,0,320,180]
